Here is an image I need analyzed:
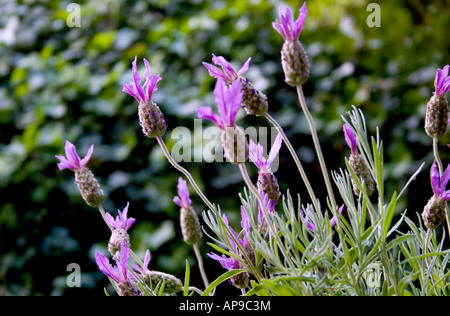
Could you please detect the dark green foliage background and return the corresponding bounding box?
[0,0,449,295]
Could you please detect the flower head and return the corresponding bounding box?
[203,54,251,84]
[197,78,243,129]
[272,3,308,42]
[430,160,450,201]
[434,65,450,97]
[123,57,161,104]
[55,140,93,171]
[249,134,283,173]
[343,124,358,155]
[173,177,191,209]
[105,202,135,231]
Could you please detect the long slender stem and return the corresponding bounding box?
[193,243,209,289]
[296,85,338,217]
[156,136,260,279]
[264,112,320,212]
[156,136,215,212]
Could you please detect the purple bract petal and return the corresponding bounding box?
[343,124,358,155]
[123,57,161,104]
[249,134,283,173]
[431,161,441,197]
[105,202,135,231]
[203,54,251,84]
[272,3,308,41]
[173,177,191,209]
[434,65,450,97]
[197,106,225,130]
[55,140,94,171]
[95,251,121,283]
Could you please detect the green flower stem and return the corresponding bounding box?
[193,243,209,289]
[296,85,338,218]
[433,137,450,237]
[156,136,215,213]
[156,136,260,281]
[97,203,144,268]
[263,112,320,213]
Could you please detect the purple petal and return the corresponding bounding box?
[211,54,238,83]
[197,106,224,130]
[237,57,251,76]
[267,133,283,166]
[95,251,120,283]
[435,65,450,96]
[343,124,358,155]
[202,62,227,81]
[226,79,243,126]
[330,204,344,227]
[174,177,191,209]
[440,164,450,194]
[79,144,94,168]
[249,139,265,170]
[132,57,146,102]
[431,161,441,196]
[118,241,130,280]
[214,79,229,126]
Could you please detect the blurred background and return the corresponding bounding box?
[0,0,449,296]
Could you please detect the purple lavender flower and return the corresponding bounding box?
[301,204,344,233]
[272,3,308,42]
[202,54,251,84]
[197,78,243,130]
[272,3,310,86]
[122,57,161,105]
[343,124,358,155]
[55,140,93,172]
[249,134,283,174]
[434,65,450,97]
[95,241,141,296]
[106,203,135,259]
[105,202,135,231]
[123,57,166,138]
[203,54,268,115]
[173,177,192,210]
[173,177,202,244]
[56,140,104,207]
[422,161,450,229]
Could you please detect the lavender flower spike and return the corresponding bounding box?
[55,140,104,207]
[434,65,450,97]
[422,161,450,229]
[123,57,166,138]
[173,177,202,245]
[202,54,251,84]
[95,241,141,296]
[203,54,268,115]
[425,65,450,137]
[106,203,135,259]
[273,3,310,86]
[272,3,308,42]
[249,134,283,201]
[55,140,93,171]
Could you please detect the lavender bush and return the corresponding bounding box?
[56,3,450,296]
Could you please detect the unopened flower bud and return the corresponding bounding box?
[349,153,374,196]
[74,167,104,207]
[422,195,446,230]
[257,172,281,201]
[118,279,142,296]
[221,126,249,165]
[230,268,250,289]
[180,206,203,245]
[138,101,167,138]
[281,39,310,86]
[240,77,268,116]
[142,271,183,294]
